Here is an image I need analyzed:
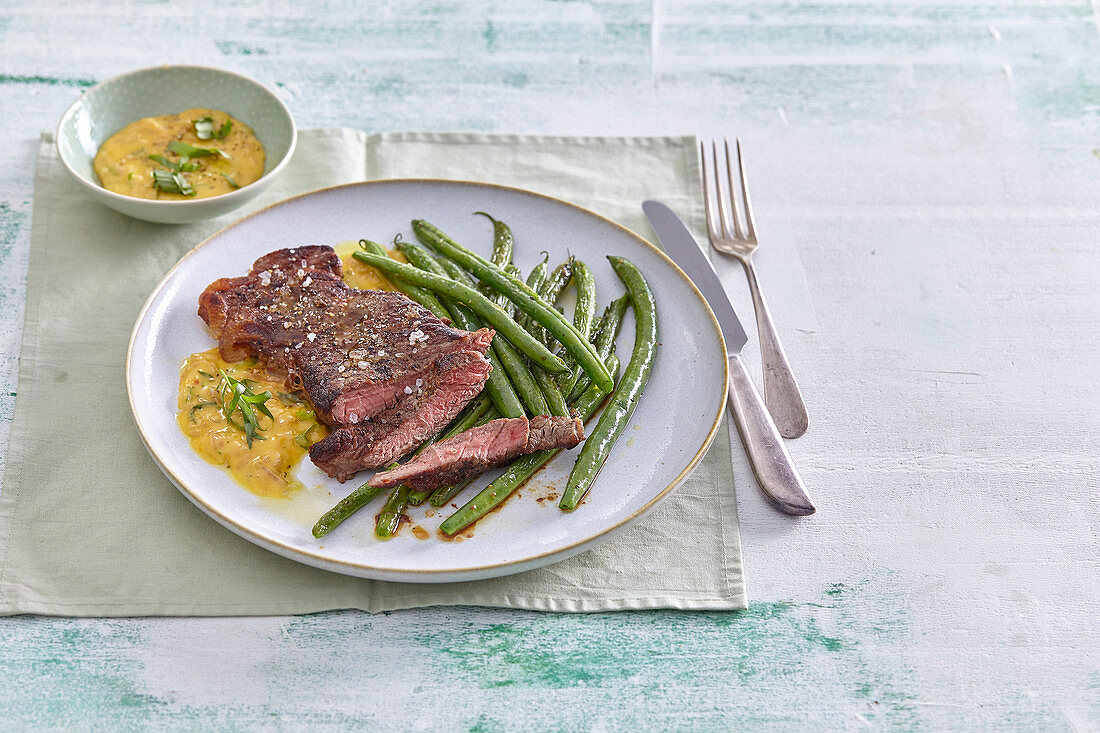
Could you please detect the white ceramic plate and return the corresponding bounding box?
[127,180,727,583]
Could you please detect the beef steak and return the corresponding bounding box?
[367,415,585,492]
[198,245,494,481]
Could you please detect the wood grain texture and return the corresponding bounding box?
[1,0,1099,729]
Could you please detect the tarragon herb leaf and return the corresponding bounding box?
[152,168,195,196]
[189,401,216,423]
[149,154,201,173]
[193,116,215,140]
[220,172,240,189]
[295,424,317,449]
[216,119,232,139]
[168,140,231,160]
[217,369,273,448]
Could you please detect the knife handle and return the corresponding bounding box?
[726,355,816,516]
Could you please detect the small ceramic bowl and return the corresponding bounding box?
[56,65,297,225]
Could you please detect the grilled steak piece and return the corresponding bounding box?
[367,415,585,492]
[308,349,492,480]
[198,246,495,481]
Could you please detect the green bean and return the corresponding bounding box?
[440,354,620,536]
[405,489,432,507]
[557,260,596,394]
[412,220,612,393]
[560,258,657,511]
[494,337,549,415]
[540,259,574,306]
[594,295,631,357]
[429,476,477,507]
[518,261,571,418]
[375,485,410,538]
[397,242,526,420]
[474,212,514,268]
[567,295,630,403]
[357,240,450,320]
[352,250,568,375]
[433,254,548,416]
[312,483,388,538]
[531,258,573,345]
[525,256,549,292]
[518,255,549,333]
[532,366,569,417]
[499,264,523,313]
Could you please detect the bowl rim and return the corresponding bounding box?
[54,64,298,208]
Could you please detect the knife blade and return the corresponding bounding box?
[643,199,815,516]
[642,200,748,355]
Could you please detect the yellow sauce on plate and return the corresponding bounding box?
[94,108,264,200]
[178,350,328,498]
[335,240,407,288]
[177,246,402,498]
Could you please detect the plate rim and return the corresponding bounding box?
[126,177,729,579]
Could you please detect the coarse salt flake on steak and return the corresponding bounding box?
[197,245,494,482]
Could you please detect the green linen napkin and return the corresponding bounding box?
[0,130,746,615]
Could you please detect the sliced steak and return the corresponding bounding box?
[367,415,585,492]
[308,349,492,480]
[198,246,495,481]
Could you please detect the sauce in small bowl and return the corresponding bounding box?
[95,108,265,200]
[56,65,296,224]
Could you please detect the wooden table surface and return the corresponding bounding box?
[2,1,1098,729]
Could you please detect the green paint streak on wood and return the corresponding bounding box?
[398,573,925,729]
[0,202,27,259]
[483,20,496,52]
[0,202,27,311]
[0,73,95,88]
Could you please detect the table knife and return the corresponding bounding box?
[643,200,815,516]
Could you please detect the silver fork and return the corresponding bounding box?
[701,139,809,439]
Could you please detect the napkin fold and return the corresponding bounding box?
[0,130,746,615]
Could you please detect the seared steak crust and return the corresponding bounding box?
[198,246,494,481]
[367,415,585,492]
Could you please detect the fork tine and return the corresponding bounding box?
[700,141,721,242]
[712,141,735,240]
[736,138,756,240]
[723,139,746,240]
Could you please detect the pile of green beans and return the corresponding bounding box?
[412,220,614,394]
[312,217,657,540]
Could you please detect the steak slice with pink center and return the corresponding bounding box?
[309,349,493,481]
[197,245,495,482]
[367,415,585,492]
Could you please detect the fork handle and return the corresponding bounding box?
[727,354,815,515]
[739,256,810,438]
